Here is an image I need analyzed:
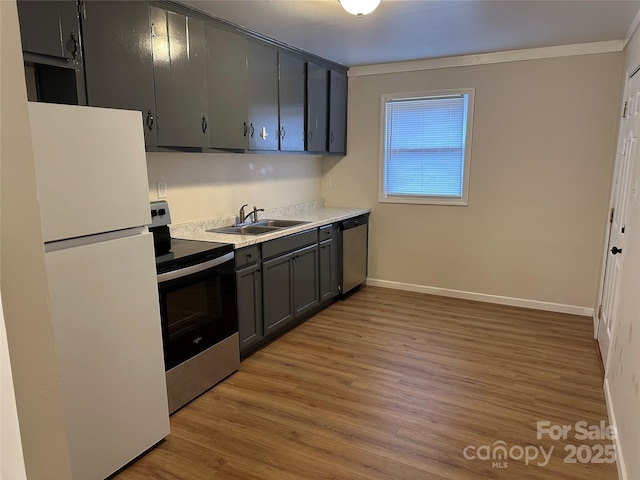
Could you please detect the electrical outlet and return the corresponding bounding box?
[325,176,332,187]
[157,180,167,198]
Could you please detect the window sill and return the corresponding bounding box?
[378,195,468,206]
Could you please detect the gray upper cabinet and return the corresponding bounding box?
[17,1,80,60]
[206,26,248,150]
[306,62,328,153]
[151,7,209,148]
[82,1,158,146]
[17,0,348,152]
[247,42,279,151]
[278,52,305,152]
[329,70,347,154]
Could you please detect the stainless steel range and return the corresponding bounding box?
[150,201,239,413]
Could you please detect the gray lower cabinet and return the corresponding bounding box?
[262,243,320,334]
[82,1,158,146]
[151,7,209,148]
[262,252,294,333]
[236,245,263,352]
[261,228,320,335]
[319,225,339,303]
[236,263,263,350]
[292,244,320,316]
[238,225,342,355]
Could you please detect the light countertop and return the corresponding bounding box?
[170,203,371,249]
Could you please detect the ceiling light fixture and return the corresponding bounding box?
[339,0,381,18]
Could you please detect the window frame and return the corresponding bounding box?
[378,88,475,206]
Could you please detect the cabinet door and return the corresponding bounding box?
[319,238,338,303]
[247,42,279,151]
[17,1,79,59]
[306,62,328,152]
[82,1,158,146]
[206,26,248,150]
[329,70,347,154]
[278,52,305,152]
[292,244,320,317]
[152,8,209,148]
[262,253,293,333]
[236,263,263,352]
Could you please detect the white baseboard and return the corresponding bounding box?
[604,379,626,480]
[365,278,594,317]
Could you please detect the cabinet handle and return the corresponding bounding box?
[330,132,335,144]
[202,116,208,134]
[250,123,255,137]
[243,122,248,137]
[281,127,286,139]
[146,110,154,131]
[67,32,79,58]
[308,131,313,141]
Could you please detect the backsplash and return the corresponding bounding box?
[146,151,323,224]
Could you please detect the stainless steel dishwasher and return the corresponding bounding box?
[339,214,369,295]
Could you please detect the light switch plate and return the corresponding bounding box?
[325,176,332,187]
[157,180,167,198]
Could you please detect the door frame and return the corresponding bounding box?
[594,59,640,362]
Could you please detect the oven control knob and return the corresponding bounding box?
[158,208,166,216]
[151,210,158,217]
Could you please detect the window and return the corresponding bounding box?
[379,89,474,205]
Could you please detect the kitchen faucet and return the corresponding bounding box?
[238,204,264,224]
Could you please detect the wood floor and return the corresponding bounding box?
[115,286,617,479]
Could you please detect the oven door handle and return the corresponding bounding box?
[157,252,234,283]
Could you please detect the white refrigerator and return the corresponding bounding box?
[27,102,170,479]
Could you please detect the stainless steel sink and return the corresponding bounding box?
[206,219,309,235]
[253,219,309,228]
[207,225,281,235]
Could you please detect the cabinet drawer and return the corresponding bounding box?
[262,229,318,260]
[319,224,333,241]
[235,245,261,268]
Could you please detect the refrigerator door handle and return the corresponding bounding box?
[44,227,147,252]
[157,252,234,283]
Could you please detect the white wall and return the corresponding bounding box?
[323,52,623,311]
[147,152,322,224]
[605,25,640,480]
[0,1,72,477]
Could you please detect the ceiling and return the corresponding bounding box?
[181,0,640,67]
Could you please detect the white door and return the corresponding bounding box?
[597,70,640,368]
[45,232,169,479]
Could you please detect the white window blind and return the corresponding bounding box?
[380,90,473,205]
